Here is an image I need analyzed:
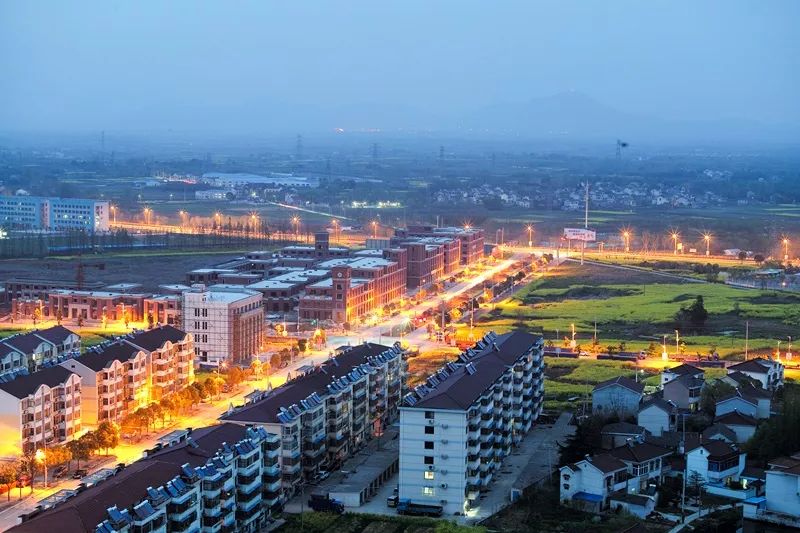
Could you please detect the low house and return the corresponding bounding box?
[592,376,644,417]
[608,492,656,519]
[686,440,747,498]
[661,363,704,387]
[727,358,784,391]
[637,398,677,437]
[715,385,771,419]
[559,454,629,513]
[663,374,704,411]
[713,411,758,443]
[610,441,673,491]
[701,423,737,444]
[601,422,648,450]
[742,453,800,528]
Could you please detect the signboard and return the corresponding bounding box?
[563,228,596,242]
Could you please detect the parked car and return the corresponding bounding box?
[72,469,88,479]
[53,465,68,479]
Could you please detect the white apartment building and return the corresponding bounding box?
[221,342,404,497]
[0,195,109,232]
[60,326,194,427]
[398,331,545,515]
[0,325,81,376]
[11,424,282,533]
[0,365,82,455]
[182,285,264,367]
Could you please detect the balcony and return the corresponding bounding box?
[235,503,261,523]
[169,511,198,533]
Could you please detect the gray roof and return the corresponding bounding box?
[593,376,644,395]
[411,331,541,410]
[602,422,647,436]
[0,366,76,399]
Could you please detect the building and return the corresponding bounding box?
[247,269,330,313]
[143,294,182,326]
[0,325,81,375]
[396,225,484,265]
[727,358,784,390]
[713,411,758,443]
[685,440,746,489]
[663,374,705,411]
[637,398,678,437]
[398,331,545,515]
[601,422,648,450]
[592,376,644,417]
[11,424,282,533]
[60,326,193,427]
[277,232,350,260]
[743,452,800,528]
[299,256,406,324]
[715,388,766,419]
[0,365,82,455]
[560,454,629,513]
[661,363,705,387]
[0,195,109,232]
[221,342,404,496]
[46,290,148,324]
[182,285,263,367]
[5,277,105,304]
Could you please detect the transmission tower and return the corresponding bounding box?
[616,139,629,159]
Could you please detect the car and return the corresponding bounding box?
[53,465,68,479]
[72,469,88,479]
[317,470,330,481]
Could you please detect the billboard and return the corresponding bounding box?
[563,228,596,242]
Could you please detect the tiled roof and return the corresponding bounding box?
[639,396,676,414]
[2,332,50,353]
[72,342,139,372]
[601,422,647,436]
[698,439,742,460]
[593,376,644,395]
[702,423,736,442]
[585,453,628,473]
[715,410,758,427]
[33,325,79,345]
[124,326,187,352]
[0,366,76,399]
[611,441,672,463]
[727,358,773,374]
[411,331,542,410]
[665,363,704,377]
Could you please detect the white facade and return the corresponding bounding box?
[685,442,745,486]
[398,331,545,515]
[0,195,109,232]
[715,396,757,418]
[637,403,672,437]
[182,285,263,366]
[743,466,800,528]
[592,379,643,417]
[727,358,784,390]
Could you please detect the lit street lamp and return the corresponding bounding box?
[110,205,117,224]
[526,224,534,248]
[783,237,790,264]
[703,233,712,257]
[331,219,340,243]
[35,448,47,488]
[371,220,379,239]
[292,215,301,238]
[143,207,152,225]
[622,230,631,253]
[670,231,680,255]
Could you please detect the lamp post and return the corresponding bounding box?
[526,225,534,249]
[292,215,300,238]
[331,219,339,243]
[671,232,679,255]
[143,207,152,225]
[622,230,631,253]
[371,220,379,239]
[703,234,711,257]
[675,329,680,356]
[35,448,47,489]
[783,238,790,264]
[110,205,117,225]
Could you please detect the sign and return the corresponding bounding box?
[563,228,596,242]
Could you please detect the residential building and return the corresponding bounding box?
[609,441,672,491]
[0,195,109,232]
[559,454,629,513]
[727,358,784,390]
[637,398,678,437]
[60,326,193,427]
[398,331,545,515]
[221,342,404,496]
[592,376,644,417]
[685,440,746,489]
[247,269,330,313]
[182,285,263,367]
[0,325,81,375]
[11,423,282,533]
[0,366,82,455]
[663,374,705,411]
[601,422,648,450]
[713,411,758,443]
[743,452,800,529]
[396,225,484,265]
[661,363,705,387]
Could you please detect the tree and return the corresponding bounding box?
[753,254,765,265]
[95,421,121,455]
[45,446,71,469]
[699,381,734,417]
[148,403,166,428]
[687,470,706,510]
[676,295,709,333]
[738,251,747,263]
[225,366,245,391]
[66,440,91,469]
[191,381,209,401]
[0,462,18,501]
[160,396,176,421]
[79,431,100,456]
[204,377,220,401]
[747,384,800,464]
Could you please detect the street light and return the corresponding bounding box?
[670,231,680,255]
[143,207,152,225]
[35,448,47,488]
[622,230,631,253]
[371,220,379,239]
[291,215,301,238]
[110,205,117,224]
[526,224,534,248]
[703,233,712,257]
[331,219,340,243]
[782,237,790,263]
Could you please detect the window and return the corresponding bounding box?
[422,486,435,497]
[424,441,434,450]
[424,411,435,420]
[424,426,434,435]
[424,471,435,480]
[424,456,434,465]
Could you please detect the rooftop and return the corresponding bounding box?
[610,441,672,463]
[665,363,705,377]
[0,366,76,399]
[727,358,778,374]
[593,376,645,395]
[715,410,758,427]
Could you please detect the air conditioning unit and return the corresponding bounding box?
[427,419,435,425]
[440,483,448,489]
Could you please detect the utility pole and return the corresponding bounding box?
[744,321,749,360]
[680,413,687,523]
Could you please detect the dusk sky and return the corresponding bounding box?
[1,1,798,136]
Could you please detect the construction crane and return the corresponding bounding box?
[616,139,629,159]
[76,258,106,290]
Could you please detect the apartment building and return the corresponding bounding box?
[0,365,82,455]
[0,195,109,232]
[396,224,484,265]
[182,285,263,367]
[0,325,81,376]
[398,331,545,515]
[11,424,282,533]
[398,241,446,289]
[743,452,800,528]
[299,256,406,324]
[60,326,193,427]
[221,342,405,496]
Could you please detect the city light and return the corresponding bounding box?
[782,237,790,263]
[703,233,712,257]
[110,204,117,224]
[670,230,680,255]
[143,206,152,225]
[371,220,379,238]
[621,229,631,253]
[292,215,301,237]
[526,224,534,248]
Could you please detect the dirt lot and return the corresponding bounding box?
[0,249,253,293]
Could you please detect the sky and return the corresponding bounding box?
[1,1,798,138]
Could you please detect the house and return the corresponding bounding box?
[713,411,758,443]
[685,440,747,498]
[742,453,800,528]
[716,385,772,419]
[601,422,648,450]
[592,376,644,417]
[701,423,737,444]
[661,363,704,387]
[609,441,673,491]
[608,492,657,519]
[663,374,704,411]
[727,358,784,391]
[559,454,629,513]
[637,397,677,437]
[0,325,81,375]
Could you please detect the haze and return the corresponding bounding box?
[1,1,798,142]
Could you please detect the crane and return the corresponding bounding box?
[76,258,106,290]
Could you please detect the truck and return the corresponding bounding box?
[396,500,443,517]
[307,493,345,514]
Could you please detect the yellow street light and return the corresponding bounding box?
[110,205,117,224]
[670,231,680,255]
[703,233,712,257]
[143,207,152,225]
[35,449,47,488]
[371,220,379,238]
[782,237,790,263]
[526,224,534,248]
[622,229,631,253]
